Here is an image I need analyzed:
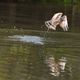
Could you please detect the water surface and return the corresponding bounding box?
[0,30,80,80]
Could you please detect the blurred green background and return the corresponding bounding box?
[0,0,80,32]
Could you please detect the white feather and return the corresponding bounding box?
[51,12,63,26]
[45,12,69,31]
[59,15,69,31]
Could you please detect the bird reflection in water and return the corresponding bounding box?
[45,56,67,76]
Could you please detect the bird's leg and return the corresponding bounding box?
[46,27,49,33]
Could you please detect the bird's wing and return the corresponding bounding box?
[51,13,63,25]
[59,15,69,31]
[45,20,56,30]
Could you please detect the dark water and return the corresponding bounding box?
[0,30,80,80]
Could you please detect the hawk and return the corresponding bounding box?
[45,12,69,31]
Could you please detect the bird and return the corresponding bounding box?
[45,12,69,31]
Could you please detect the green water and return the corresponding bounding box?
[0,30,80,80]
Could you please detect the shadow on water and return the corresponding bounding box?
[0,30,80,80]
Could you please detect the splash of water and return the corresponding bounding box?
[8,35,44,45]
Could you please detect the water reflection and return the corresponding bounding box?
[45,56,67,76]
[0,30,80,80]
[8,35,44,45]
